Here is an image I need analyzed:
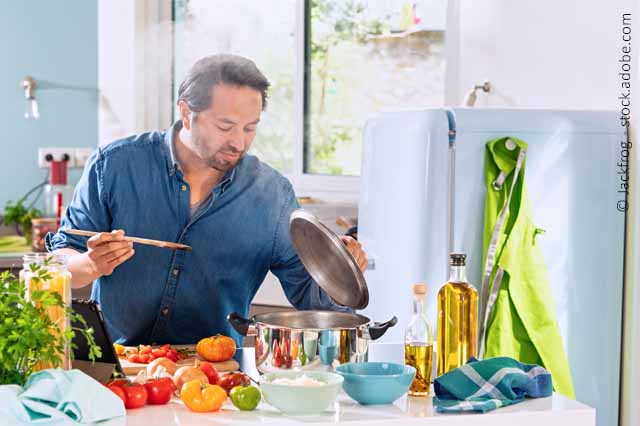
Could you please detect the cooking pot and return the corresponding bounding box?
[228,311,397,374]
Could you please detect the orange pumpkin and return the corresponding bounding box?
[196,335,236,362]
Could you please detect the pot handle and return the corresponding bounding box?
[367,316,398,340]
[227,312,256,336]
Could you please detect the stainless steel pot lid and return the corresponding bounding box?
[289,209,369,309]
[253,310,371,329]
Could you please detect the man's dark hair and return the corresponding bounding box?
[177,54,270,115]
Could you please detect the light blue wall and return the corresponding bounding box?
[0,1,97,209]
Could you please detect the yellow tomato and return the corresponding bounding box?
[113,343,125,355]
[181,380,227,412]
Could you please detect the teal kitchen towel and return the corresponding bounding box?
[433,357,552,413]
[0,369,125,425]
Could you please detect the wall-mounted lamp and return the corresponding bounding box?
[22,75,39,119]
[463,80,491,107]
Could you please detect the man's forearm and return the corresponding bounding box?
[52,248,99,288]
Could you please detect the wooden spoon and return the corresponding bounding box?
[63,229,192,251]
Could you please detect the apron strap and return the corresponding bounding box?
[478,146,526,356]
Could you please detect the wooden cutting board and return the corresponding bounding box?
[119,344,240,376]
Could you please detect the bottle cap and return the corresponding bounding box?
[413,283,426,295]
[449,253,466,266]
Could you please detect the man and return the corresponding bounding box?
[47,54,367,345]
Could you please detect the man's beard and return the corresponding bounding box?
[205,148,245,172]
[192,131,244,171]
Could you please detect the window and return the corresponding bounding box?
[305,1,446,176]
[173,0,446,182]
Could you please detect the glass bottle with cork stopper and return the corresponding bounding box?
[437,253,478,376]
[404,283,434,396]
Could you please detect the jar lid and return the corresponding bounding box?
[289,209,369,309]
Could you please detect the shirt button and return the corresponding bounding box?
[172,268,180,277]
[181,184,187,191]
[161,307,169,317]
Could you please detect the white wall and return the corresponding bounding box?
[448,0,632,110]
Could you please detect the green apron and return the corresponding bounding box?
[479,136,575,398]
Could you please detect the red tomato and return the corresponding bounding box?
[125,344,186,364]
[199,362,220,385]
[123,384,148,409]
[217,372,250,395]
[175,349,188,361]
[105,384,126,405]
[152,348,166,358]
[144,378,175,405]
[106,379,129,388]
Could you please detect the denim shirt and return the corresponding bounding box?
[46,122,349,345]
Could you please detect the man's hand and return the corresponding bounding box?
[340,236,368,273]
[85,230,135,277]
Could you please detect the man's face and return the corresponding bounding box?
[185,83,262,172]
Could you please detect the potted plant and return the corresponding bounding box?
[2,199,41,246]
[0,263,101,386]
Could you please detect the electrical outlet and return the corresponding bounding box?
[74,147,94,169]
[38,147,76,168]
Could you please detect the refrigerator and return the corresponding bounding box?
[358,108,626,426]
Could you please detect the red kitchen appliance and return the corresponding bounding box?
[43,155,74,227]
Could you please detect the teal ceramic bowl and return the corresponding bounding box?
[335,362,416,405]
[260,371,344,415]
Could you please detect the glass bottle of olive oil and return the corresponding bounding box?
[404,283,434,396]
[437,253,478,377]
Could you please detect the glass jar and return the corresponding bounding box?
[31,218,59,252]
[20,253,72,370]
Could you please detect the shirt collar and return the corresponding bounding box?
[163,120,181,176]
[163,120,238,193]
[219,166,237,193]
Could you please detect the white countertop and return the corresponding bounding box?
[103,390,593,426]
[98,344,595,426]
